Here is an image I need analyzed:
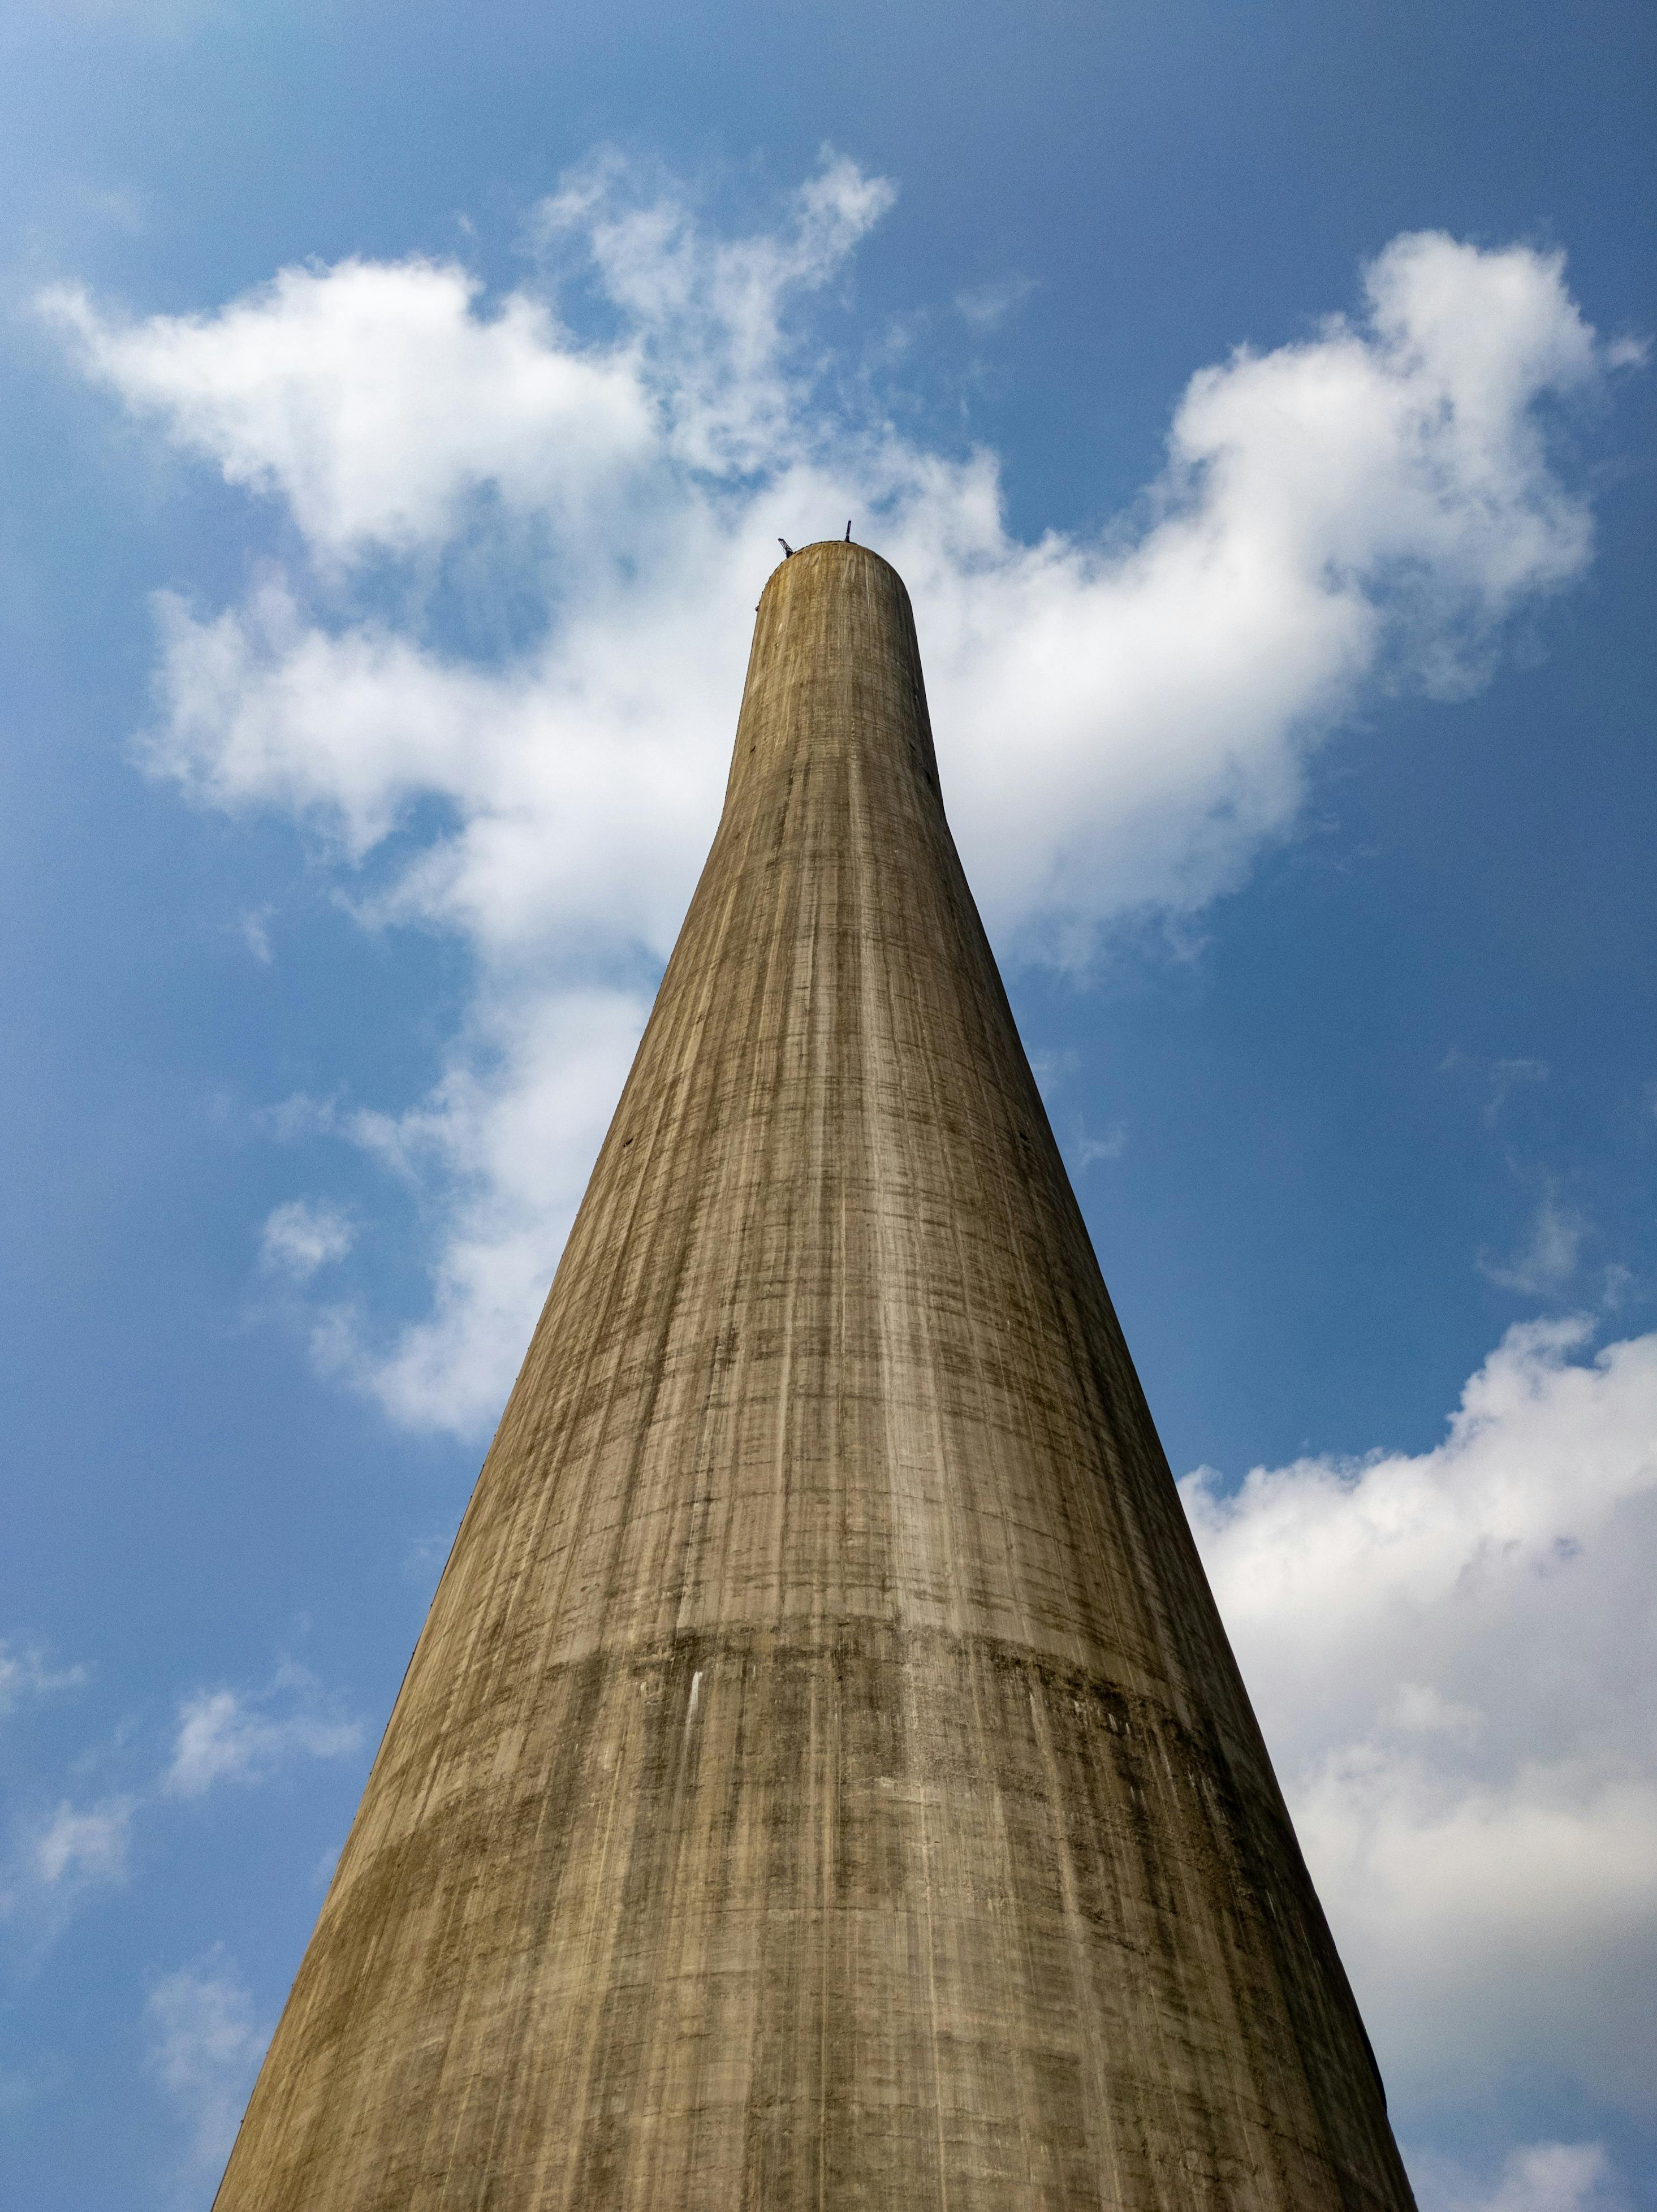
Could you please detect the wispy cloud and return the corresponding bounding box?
[29,1796,135,1890]
[1071,1121,1127,1169]
[0,1640,87,1715]
[164,1667,362,1798]
[1441,1049,1551,1126]
[1483,1056,1550,1125]
[1478,1185,1589,1295]
[1,1657,359,1960]
[955,273,1037,331]
[0,1636,124,1950]
[258,1196,355,1282]
[1,1795,136,1958]
[239,905,275,964]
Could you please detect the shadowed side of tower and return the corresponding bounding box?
[215,542,1416,2211]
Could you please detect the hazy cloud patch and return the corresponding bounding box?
[146,1947,270,2196]
[165,1667,363,1798]
[29,1796,135,1890]
[1,1795,137,1958]
[258,1196,356,1281]
[1410,2140,1630,2212]
[1071,1120,1128,1168]
[955,273,1037,331]
[0,1641,88,1715]
[1478,1185,1589,1295]
[1441,1049,1552,1126]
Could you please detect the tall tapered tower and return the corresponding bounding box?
[215,542,1416,2210]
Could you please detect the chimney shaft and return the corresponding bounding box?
[215,541,1416,2211]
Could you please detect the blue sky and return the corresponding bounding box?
[2,2,1654,2206]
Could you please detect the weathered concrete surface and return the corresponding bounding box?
[215,542,1417,2211]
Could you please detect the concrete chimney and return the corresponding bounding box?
[215,541,1416,2211]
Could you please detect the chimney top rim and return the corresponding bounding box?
[760,537,906,597]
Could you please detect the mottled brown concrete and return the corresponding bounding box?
[215,541,1417,2211]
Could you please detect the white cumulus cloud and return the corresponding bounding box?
[1183,1317,1657,2116]
[44,157,1636,1437]
[43,260,655,562]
